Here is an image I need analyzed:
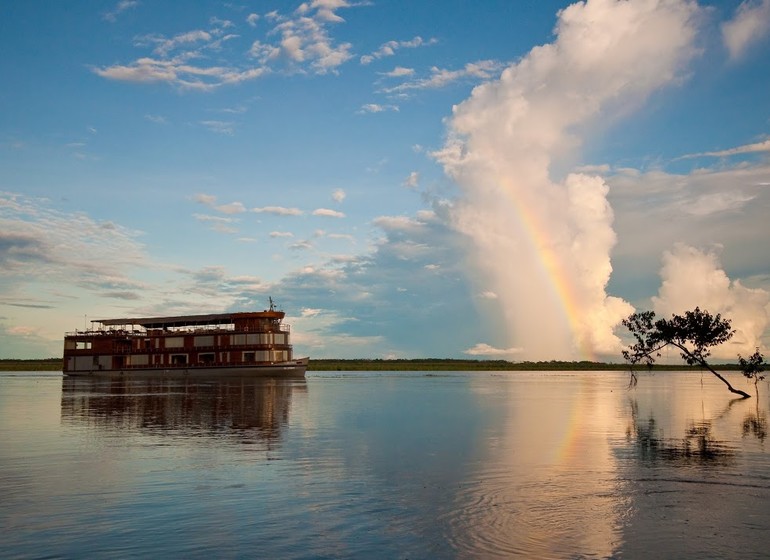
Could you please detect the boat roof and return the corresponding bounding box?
[92,311,283,329]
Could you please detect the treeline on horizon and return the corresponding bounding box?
[0,357,746,372]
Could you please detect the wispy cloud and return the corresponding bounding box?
[357,103,399,114]
[380,66,414,78]
[193,194,246,214]
[360,36,437,65]
[0,191,154,303]
[200,120,235,135]
[381,60,504,94]
[103,0,139,23]
[722,0,770,60]
[253,206,304,216]
[144,114,168,124]
[464,343,523,357]
[678,138,770,159]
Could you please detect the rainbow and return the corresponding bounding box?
[502,178,596,361]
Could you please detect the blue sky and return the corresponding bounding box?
[2,0,769,361]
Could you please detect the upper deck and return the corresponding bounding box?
[65,310,290,339]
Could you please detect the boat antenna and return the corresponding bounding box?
[269,296,275,311]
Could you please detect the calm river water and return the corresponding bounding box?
[1,370,768,559]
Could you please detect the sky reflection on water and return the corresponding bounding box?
[0,371,769,559]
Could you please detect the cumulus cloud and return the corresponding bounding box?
[722,0,770,59]
[249,1,357,74]
[95,1,362,90]
[435,0,701,360]
[652,244,770,358]
[606,162,770,298]
[259,209,483,359]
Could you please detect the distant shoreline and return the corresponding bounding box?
[0,358,744,372]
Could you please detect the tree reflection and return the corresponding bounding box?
[742,404,767,442]
[627,401,736,465]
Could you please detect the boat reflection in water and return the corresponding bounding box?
[61,376,307,446]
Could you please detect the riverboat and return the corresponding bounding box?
[62,301,308,378]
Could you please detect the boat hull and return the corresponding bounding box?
[63,357,309,379]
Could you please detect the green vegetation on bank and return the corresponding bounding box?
[0,359,63,371]
[307,358,744,371]
[1,358,746,372]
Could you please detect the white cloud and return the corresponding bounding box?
[360,36,437,65]
[0,191,160,337]
[403,171,419,189]
[435,0,701,360]
[372,215,424,233]
[215,201,246,214]
[192,213,235,224]
[722,0,770,59]
[357,103,399,114]
[103,0,139,23]
[313,208,345,218]
[193,193,217,205]
[332,188,346,202]
[464,343,523,357]
[382,60,504,94]
[246,13,260,27]
[200,120,235,135]
[380,66,415,78]
[193,194,246,214]
[680,138,770,158]
[652,244,770,358]
[606,162,770,276]
[289,240,314,250]
[250,2,357,74]
[144,114,167,124]
[252,206,303,216]
[94,16,272,90]
[270,231,295,238]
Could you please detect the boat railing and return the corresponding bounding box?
[65,324,291,338]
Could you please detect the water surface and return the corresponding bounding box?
[1,370,768,558]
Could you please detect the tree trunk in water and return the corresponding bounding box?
[700,360,751,398]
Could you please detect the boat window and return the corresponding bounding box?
[170,354,188,365]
